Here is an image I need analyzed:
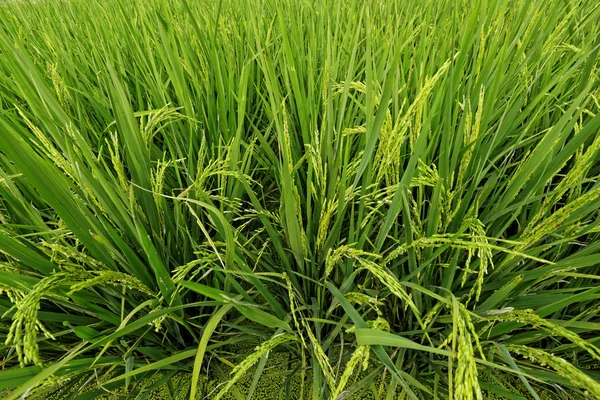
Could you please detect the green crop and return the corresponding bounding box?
[0,0,599,399]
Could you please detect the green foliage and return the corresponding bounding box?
[0,0,599,398]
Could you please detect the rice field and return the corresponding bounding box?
[0,0,599,398]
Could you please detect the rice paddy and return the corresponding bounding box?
[0,0,599,398]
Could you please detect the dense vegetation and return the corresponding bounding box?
[0,0,599,398]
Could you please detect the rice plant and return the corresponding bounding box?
[0,0,599,398]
